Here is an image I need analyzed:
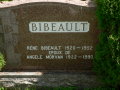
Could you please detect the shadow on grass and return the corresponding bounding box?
[0,86,116,90]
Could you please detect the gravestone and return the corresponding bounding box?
[0,1,99,71]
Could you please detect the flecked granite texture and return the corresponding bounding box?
[0,0,100,88]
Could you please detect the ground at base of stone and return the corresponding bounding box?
[0,86,116,90]
[0,72,101,88]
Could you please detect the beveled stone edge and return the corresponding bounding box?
[0,71,96,78]
[0,0,96,8]
[0,72,43,76]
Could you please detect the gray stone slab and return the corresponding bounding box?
[0,72,101,88]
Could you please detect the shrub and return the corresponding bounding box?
[94,0,120,88]
[0,52,5,70]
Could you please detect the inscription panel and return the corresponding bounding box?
[1,2,99,71]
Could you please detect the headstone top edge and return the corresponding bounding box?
[0,0,95,9]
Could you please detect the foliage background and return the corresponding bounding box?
[0,53,5,70]
[94,0,120,88]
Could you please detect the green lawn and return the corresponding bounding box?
[0,86,116,90]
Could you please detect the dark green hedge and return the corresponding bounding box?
[0,52,5,70]
[94,0,120,88]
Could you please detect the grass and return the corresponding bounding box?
[0,86,116,90]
